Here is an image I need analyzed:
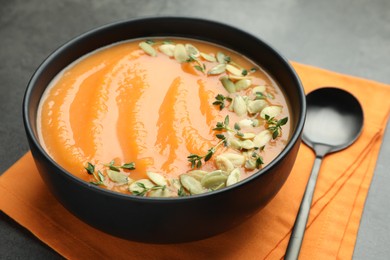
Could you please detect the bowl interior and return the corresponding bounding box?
[24,17,305,197]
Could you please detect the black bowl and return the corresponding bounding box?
[23,17,306,243]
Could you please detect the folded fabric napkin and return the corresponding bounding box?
[1,62,389,259]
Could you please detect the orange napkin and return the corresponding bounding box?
[1,62,389,259]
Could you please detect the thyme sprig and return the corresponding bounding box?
[213,94,232,110]
[265,115,288,139]
[213,115,244,137]
[187,137,226,168]
[104,160,136,171]
[187,54,206,74]
[85,162,104,185]
[85,160,135,186]
[188,115,249,168]
[132,182,166,197]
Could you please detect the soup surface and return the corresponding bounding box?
[38,38,290,197]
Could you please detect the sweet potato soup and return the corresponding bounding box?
[37,38,291,197]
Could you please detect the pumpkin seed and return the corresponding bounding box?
[200,52,216,62]
[235,79,252,91]
[253,130,272,148]
[240,132,256,140]
[185,44,200,57]
[159,44,175,57]
[129,179,154,194]
[174,44,189,63]
[260,105,282,119]
[222,153,246,166]
[220,76,236,93]
[252,85,266,94]
[215,155,235,173]
[226,64,243,76]
[208,63,226,75]
[149,188,172,198]
[238,118,255,129]
[247,100,267,114]
[245,158,257,170]
[233,95,247,116]
[147,171,168,186]
[107,169,128,184]
[241,139,255,150]
[226,168,241,186]
[171,178,182,190]
[216,52,227,64]
[186,170,208,181]
[201,170,228,189]
[228,75,252,81]
[180,174,204,194]
[228,137,242,150]
[139,42,157,56]
[251,119,260,127]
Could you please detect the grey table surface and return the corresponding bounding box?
[0,0,389,259]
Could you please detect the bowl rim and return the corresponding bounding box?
[23,16,306,203]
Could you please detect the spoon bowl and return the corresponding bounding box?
[303,87,364,154]
[285,87,364,259]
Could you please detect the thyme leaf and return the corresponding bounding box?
[132,183,166,197]
[251,152,264,169]
[266,116,288,139]
[90,170,105,186]
[187,138,226,168]
[255,91,266,100]
[212,94,232,110]
[85,162,95,175]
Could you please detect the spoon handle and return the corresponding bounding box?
[285,157,323,260]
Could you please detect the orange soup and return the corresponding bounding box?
[38,38,290,197]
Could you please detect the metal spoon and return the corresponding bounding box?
[285,87,364,259]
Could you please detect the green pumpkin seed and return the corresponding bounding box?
[107,169,128,184]
[228,137,243,150]
[147,171,168,186]
[240,132,256,140]
[222,153,246,166]
[186,170,208,181]
[235,79,252,91]
[216,52,227,64]
[252,85,266,94]
[247,100,267,114]
[174,44,189,63]
[159,44,175,57]
[226,168,241,186]
[245,158,257,170]
[220,76,236,93]
[215,155,235,173]
[201,170,228,189]
[149,188,172,198]
[226,64,243,76]
[139,42,157,56]
[238,119,255,129]
[260,105,282,119]
[228,75,252,81]
[241,139,255,150]
[180,174,204,194]
[253,130,272,148]
[200,52,216,62]
[233,95,247,116]
[251,119,260,127]
[185,44,200,57]
[208,63,226,75]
